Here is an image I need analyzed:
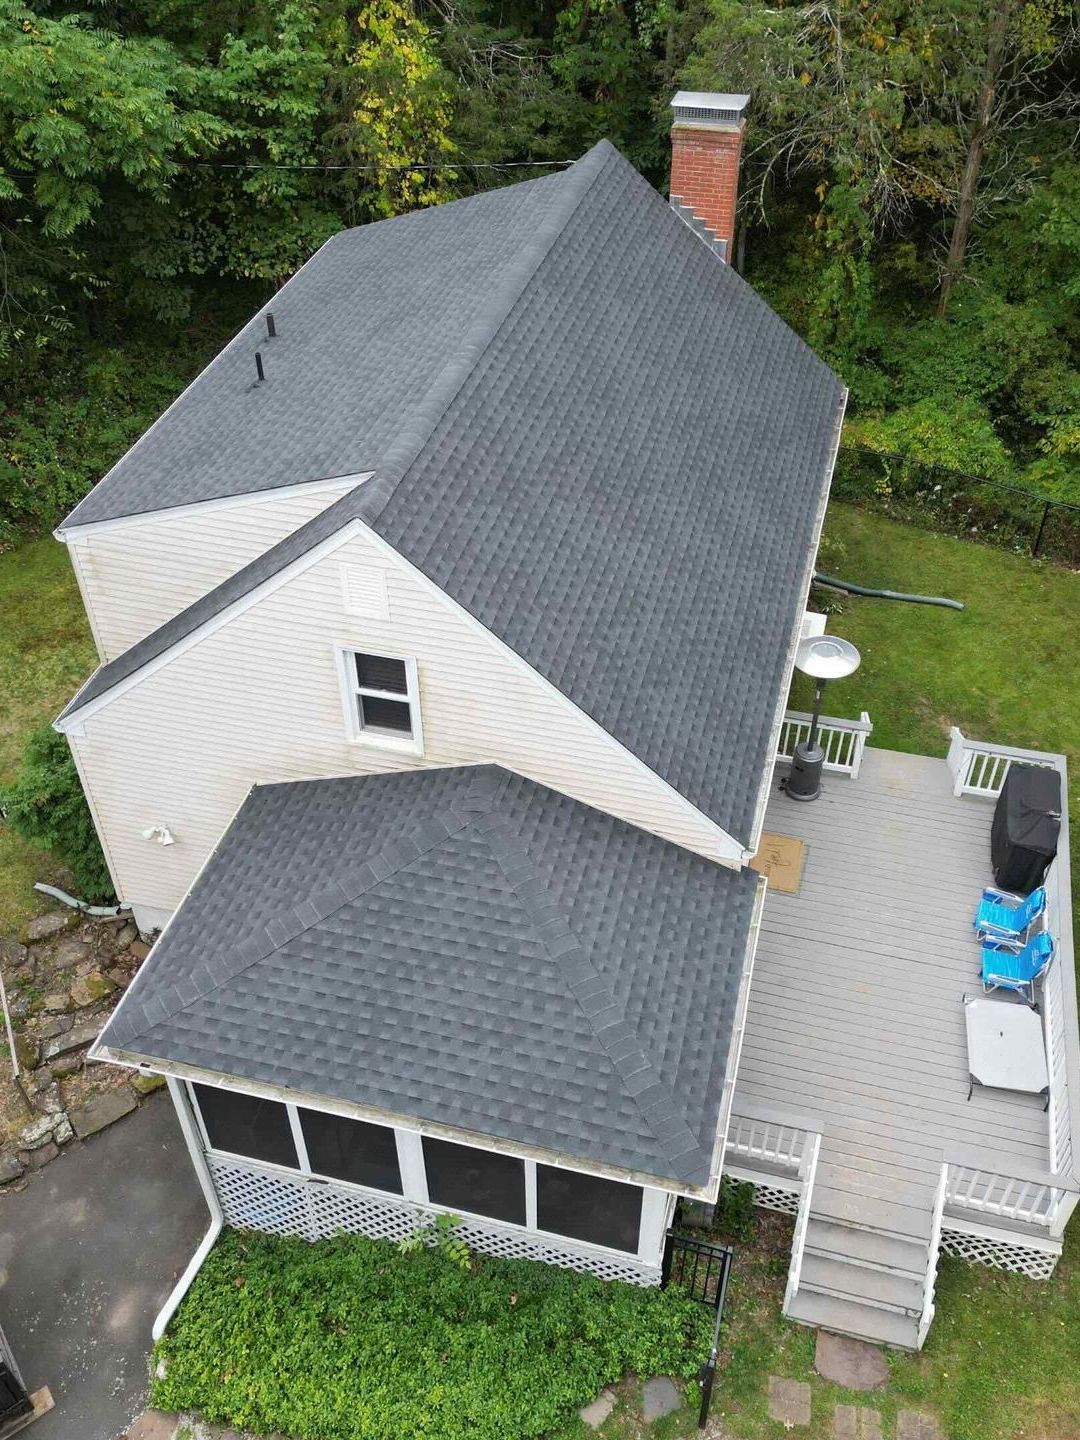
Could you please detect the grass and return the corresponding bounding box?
[0,534,96,933]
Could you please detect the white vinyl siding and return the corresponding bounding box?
[68,522,740,915]
[65,478,359,660]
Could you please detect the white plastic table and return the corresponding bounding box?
[964,995,1049,1107]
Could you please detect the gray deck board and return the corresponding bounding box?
[733,747,1052,1238]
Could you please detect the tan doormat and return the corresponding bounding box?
[751,833,806,894]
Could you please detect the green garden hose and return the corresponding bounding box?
[814,572,964,611]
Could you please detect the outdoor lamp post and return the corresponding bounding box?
[783,635,862,802]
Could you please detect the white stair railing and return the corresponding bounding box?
[777,711,873,779]
[918,1164,948,1347]
[783,1132,822,1312]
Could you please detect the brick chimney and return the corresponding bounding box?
[669,92,750,262]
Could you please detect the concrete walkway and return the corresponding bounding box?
[0,1090,206,1440]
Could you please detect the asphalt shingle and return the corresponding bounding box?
[95,766,760,1189]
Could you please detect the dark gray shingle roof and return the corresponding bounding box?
[59,140,845,845]
[95,766,760,1188]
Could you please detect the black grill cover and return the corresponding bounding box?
[991,763,1062,894]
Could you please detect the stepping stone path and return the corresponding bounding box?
[768,1375,811,1427]
[834,1404,883,1439]
[578,1387,616,1429]
[642,1375,681,1421]
[815,1331,890,1391]
[897,1412,946,1440]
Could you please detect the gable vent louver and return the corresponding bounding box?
[340,564,390,620]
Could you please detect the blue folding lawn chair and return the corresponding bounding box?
[980,931,1054,1006]
[974,885,1046,942]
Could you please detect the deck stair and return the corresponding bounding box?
[782,1159,937,1351]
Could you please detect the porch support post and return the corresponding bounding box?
[637,1186,674,1267]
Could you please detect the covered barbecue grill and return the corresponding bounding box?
[991,763,1062,894]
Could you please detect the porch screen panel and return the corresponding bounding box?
[536,1165,642,1253]
[192,1083,297,1169]
[422,1138,526,1226]
[299,1109,402,1194]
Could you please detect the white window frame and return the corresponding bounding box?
[334,645,423,756]
[185,1082,666,1264]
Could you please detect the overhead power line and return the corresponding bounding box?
[186,158,576,172]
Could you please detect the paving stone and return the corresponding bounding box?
[43,1018,101,1060]
[578,1387,616,1429]
[35,1015,73,1041]
[53,937,92,969]
[834,1405,883,1439]
[125,1411,179,1440]
[643,1375,682,1421]
[767,1376,811,1427]
[897,1412,946,1440]
[70,1088,137,1138]
[41,992,71,1014]
[23,913,71,944]
[0,1152,25,1183]
[815,1331,889,1391]
[70,971,117,1009]
[27,1140,58,1169]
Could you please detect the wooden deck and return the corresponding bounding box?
[736,746,1051,1240]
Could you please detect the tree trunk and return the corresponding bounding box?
[937,5,1010,316]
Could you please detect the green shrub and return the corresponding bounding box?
[152,1228,710,1440]
[0,726,114,903]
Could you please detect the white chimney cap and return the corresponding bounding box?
[670,92,750,125]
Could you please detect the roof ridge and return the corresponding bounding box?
[102,786,502,1051]
[472,808,713,1185]
[353,140,616,529]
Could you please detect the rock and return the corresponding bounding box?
[27,1140,58,1169]
[815,1331,889,1392]
[69,972,117,1009]
[52,937,91,970]
[13,1034,39,1071]
[35,1015,72,1040]
[33,1083,64,1116]
[124,1410,179,1440]
[768,1376,811,1427]
[8,994,33,1020]
[128,939,151,961]
[53,1117,74,1144]
[18,1114,59,1149]
[106,966,132,989]
[642,1376,682,1421]
[70,1088,137,1139]
[19,1065,54,1097]
[22,912,71,944]
[43,1019,101,1061]
[41,993,70,1015]
[0,1152,25,1184]
[0,939,29,972]
[130,1073,166,1096]
[578,1388,616,1430]
[115,922,138,948]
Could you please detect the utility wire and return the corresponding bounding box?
[186,158,575,172]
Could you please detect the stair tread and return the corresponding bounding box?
[812,1185,933,1241]
[800,1254,924,1313]
[785,1289,921,1350]
[805,1218,929,1275]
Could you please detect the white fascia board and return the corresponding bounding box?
[354,521,747,868]
[54,520,369,732]
[744,389,849,862]
[55,472,372,542]
[93,1046,699,1199]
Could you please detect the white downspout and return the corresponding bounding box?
[153,1076,224,1341]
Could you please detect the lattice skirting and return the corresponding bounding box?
[750,1182,801,1217]
[206,1156,660,1286]
[940,1226,1060,1279]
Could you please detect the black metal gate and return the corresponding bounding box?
[661,1231,733,1430]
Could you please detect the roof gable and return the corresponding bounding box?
[96,766,760,1188]
[58,140,845,848]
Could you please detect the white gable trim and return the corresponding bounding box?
[55,472,372,541]
[57,514,744,863]
[54,521,370,732]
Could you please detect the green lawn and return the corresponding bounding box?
[0,535,96,933]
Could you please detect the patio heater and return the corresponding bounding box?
[783,635,861,802]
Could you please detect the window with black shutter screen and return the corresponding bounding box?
[422,1137,526,1225]
[299,1108,402,1193]
[192,1083,298,1169]
[536,1164,642,1253]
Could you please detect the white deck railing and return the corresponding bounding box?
[777,710,873,778]
[725,1106,814,1177]
[944,1152,1078,1231]
[783,1132,821,1311]
[918,1163,948,1347]
[944,730,1078,1235]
